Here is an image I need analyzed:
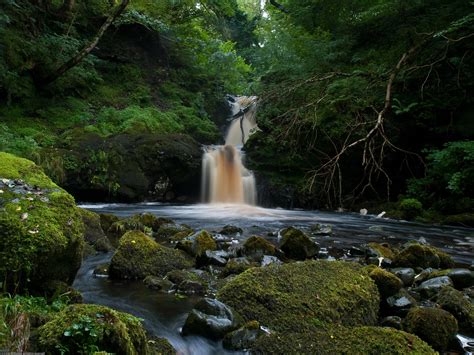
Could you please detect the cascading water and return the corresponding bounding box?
[201,96,258,205]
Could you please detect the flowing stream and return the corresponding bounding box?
[72,96,474,354]
[74,202,474,354]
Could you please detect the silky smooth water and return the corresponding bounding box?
[74,203,474,354]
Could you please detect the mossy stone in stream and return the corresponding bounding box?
[37,304,147,354]
[217,260,379,332]
[176,230,217,257]
[367,242,396,260]
[147,337,175,355]
[0,152,84,293]
[109,230,193,279]
[252,325,436,354]
[369,267,403,298]
[241,236,276,260]
[436,286,474,333]
[403,307,458,351]
[79,208,112,252]
[279,227,319,260]
[393,243,440,269]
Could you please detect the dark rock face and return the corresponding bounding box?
[390,268,415,287]
[447,269,474,289]
[182,298,242,339]
[48,133,202,202]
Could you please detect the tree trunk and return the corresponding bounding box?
[38,0,129,87]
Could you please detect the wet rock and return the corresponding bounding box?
[241,236,276,260]
[417,276,453,298]
[279,227,319,260]
[436,286,474,333]
[386,289,417,315]
[390,268,415,287]
[349,246,365,256]
[380,316,402,330]
[182,298,242,339]
[143,275,173,291]
[93,263,110,278]
[178,280,206,295]
[414,267,434,284]
[261,255,282,267]
[223,320,262,350]
[220,225,243,235]
[404,307,458,351]
[309,223,332,235]
[369,267,403,298]
[197,250,229,267]
[447,268,474,289]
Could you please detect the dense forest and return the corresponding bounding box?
[1,0,473,223]
[1,1,474,354]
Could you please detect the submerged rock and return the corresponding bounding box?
[109,230,193,279]
[182,298,242,339]
[279,227,319,260]
[218,260,379,332]
[404,307,458,351]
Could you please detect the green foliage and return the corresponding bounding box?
[408,141,474,213]
[58,315,101,354]
[399,198,423,220]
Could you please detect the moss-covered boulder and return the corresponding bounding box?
[165,269,208,295]
[369,267,403,298]
[241,236,276,260]
[176,230,217,257]
[279,227,319,260]
[109,230,193,279]
[367,242,396,260]
[79,208,112,252]
[37,304,147,354]
[222,258,259,277]
[155,223,193,241]
[404,307,458,351]
[437,286,474,333]
[252,326,436,354]
[220,225,243,235]
[218,260,379,332]
[393,243,442,269]
[0,152,84,293]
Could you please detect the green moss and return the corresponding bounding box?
[393,244,440,269]
[252,326,436,354]
[404,307,458,351]
[38,304,147,355]
[217,260,379,332]
[79,208,111,251]
[155,223,193,240]
[437,286,474,333]
[109,230,193,279]
[367,242,396,260]
[165,269,208,292]
[176,230,217,257]
[369,267,403,298]
[0,153,84,293]
[399,198,423,220]
[242,236,276,259]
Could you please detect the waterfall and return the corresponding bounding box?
[201,96,258,205]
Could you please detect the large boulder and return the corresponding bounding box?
[217,260,379,332]
[252,326,436,354]
[37,304,147,354]
[0,152,84,293]
[404,307,458,351]
[241,236,276,260]
[436,286,474,333]
[393,243,454,269]
[108,230,193,279]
